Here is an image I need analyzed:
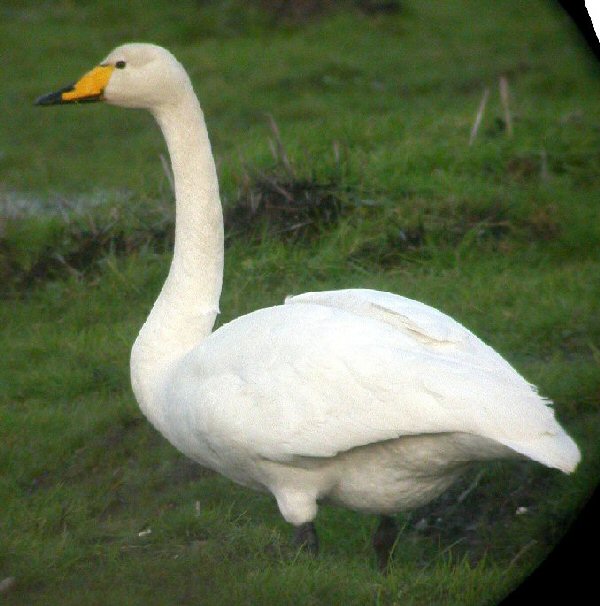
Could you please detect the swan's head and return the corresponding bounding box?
[36,43,192,111]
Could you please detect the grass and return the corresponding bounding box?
[1,0,599,604]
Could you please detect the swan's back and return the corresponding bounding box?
[161,290,580,477]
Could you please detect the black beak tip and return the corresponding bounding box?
[35,83,77,106]
[35,91,63,106]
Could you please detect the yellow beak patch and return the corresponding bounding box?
[61,64,115,102]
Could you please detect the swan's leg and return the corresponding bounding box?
[273,487,319,555]
[372,515,399,572]
[293,521,319,555]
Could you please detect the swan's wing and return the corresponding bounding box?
[285,289,471,345]
[285,289,532,384]
[169,300,579,474]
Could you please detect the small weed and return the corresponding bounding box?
[226,169,345,241]
[225,114,348,241]
[525,204,561,240]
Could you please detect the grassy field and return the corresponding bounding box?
[1,1,599,604]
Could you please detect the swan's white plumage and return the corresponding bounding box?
[46,43,580,528]
[166,292,578,474]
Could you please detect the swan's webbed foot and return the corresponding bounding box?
[293,521,319,556]
[372,515,399,572]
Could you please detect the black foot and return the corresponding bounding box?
[293,521,319,556]
[372,515,399,572]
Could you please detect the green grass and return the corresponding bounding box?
[1,1,599,604]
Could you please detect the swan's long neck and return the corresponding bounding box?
[130,86,224,415]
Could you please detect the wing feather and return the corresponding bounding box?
[167,291,579,473]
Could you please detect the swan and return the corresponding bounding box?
[37,43,581,568]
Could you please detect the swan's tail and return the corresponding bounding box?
[502,429,581,474]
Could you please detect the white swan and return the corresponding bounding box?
[37,43,580,567]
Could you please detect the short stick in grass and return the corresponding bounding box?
[499,75,513,137]
[469,87,490,145]
[266,112,294,177]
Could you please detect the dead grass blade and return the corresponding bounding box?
[499,75,513,137]
[469,87,490,146]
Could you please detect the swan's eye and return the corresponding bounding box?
[115,60,126,69]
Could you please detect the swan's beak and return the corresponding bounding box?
[36,65,115,105]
